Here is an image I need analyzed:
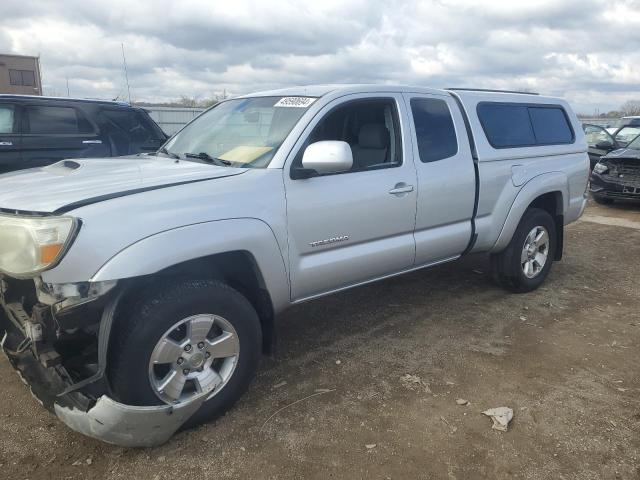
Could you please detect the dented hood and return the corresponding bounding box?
[0,156,246,213]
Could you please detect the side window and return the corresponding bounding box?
[584,124,615,148]
[477,102,574,148]
[101,109,164,142]
[529,107,573,144]
[0,105,15,134]
[296,98,401,174]
[477,103,535,147]
[9,69,35,87]
[25,105,93,134]
[410,98,458,162]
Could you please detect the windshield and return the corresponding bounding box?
[626,133,640,150]
[162,96,316,168]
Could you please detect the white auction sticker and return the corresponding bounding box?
[274,97,316,108]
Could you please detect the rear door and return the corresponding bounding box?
[21,103,109,168]
[403,93,476,265]
[0,101,22,173]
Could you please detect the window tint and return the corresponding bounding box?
[477,104,535,147]
[296,99,401,175]
[26,105,92,134]
[410,98,458,162]
[9,69,36,86]
[477,102,574,148]
[529,107,573,144]
[101,109,164,142]
[0,105,15,134]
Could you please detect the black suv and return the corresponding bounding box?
[0,95,168,173]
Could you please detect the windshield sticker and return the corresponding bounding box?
[274,97,316,108]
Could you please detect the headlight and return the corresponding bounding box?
[593,163,609,175]
[0,215,78,277]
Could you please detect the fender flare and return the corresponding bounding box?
[492,172,568,253]
[90,218,290,313]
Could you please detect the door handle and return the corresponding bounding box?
[0,141,13,146]
[82,139,103,144]
[388,183,414,195]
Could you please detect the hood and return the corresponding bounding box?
[0,156,246,213]
[603,148,640,161]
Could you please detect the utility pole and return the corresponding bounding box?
[66,77,70,97]
[121,43,132,104]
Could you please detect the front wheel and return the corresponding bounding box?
[108,279,262,429]
[491,208,557,293]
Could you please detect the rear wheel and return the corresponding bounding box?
[491,208,557,293]
[108,278,262,428]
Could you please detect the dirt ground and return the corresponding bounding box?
[1,200,639,480]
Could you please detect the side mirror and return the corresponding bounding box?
[595,140,614,150]
[301,141,353,176]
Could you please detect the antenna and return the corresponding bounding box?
[121,43,132,104]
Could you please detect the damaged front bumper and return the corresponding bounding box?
[590,171,640,200]
[0,275,203,447]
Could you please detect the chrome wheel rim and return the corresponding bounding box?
[521,226,550,279]
[148,314,240,405]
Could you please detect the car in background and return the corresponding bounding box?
[584,123,622,169]
[0,95,168,173]
[605,116,640,147]
[590,132,640,204]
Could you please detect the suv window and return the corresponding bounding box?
[410,98,458,162]
[0,105,15,134]
[477,102,574,148]
[25,105,93,134]
[101,108,164,142]
[298,98,401,174]
[614,126,640,146]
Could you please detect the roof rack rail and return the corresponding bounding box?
[446,88,539,95]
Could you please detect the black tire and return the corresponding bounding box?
[108,278,262,429]
[592,194,613,205]
[491,208,557,293]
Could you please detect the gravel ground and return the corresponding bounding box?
[1,200,639,480]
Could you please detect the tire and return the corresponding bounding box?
[108,278,262,429]
[491,208,557,293]
[592,194,613,205]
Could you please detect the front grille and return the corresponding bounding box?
[615,161,640,185]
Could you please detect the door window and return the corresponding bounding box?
[295,98,402,174]
[25,105,93,134]
[584,124,615,148]
[101,109,165,143]
[410,98,458,162]
[0,105,15,134]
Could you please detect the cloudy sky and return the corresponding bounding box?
[2,0,639,113]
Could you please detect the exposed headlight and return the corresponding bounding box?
[0,215,78,277]
[593,163,609,175]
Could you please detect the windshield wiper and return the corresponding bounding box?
[157,147,180,159]
[184,152,232,166]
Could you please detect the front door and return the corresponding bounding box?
[284,94,418,301]
[0,102,22,173]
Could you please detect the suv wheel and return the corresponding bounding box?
[491,208,557,293]
[108,278,262,428]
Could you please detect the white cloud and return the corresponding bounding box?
[2,0,639,112]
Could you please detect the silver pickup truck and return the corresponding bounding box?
[0,85,588,446]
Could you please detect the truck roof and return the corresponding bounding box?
[0,94,131,107]
[240,84,545,99]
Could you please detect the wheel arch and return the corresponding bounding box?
[492,173,568,258]
[93,218,290,353]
